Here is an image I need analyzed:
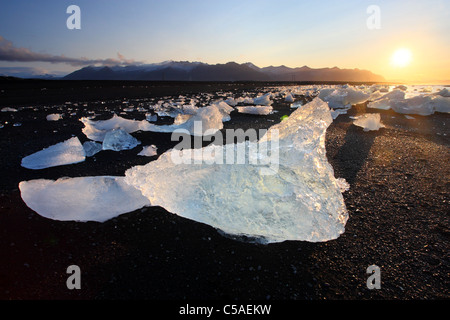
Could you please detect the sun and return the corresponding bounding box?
[390,48,413,68]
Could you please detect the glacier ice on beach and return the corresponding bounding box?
[367,88,450,115]
[367,89,405,110]
[391,95,450,115]
[236,105,273,115]
[19,176,150,222]
[102,129,141,151]
[319,86,370,109]
[353,113,385,131]
[81,114,152,142]
[21,137,86,170]
[147,104,225,136]
[138,145,158,157]
[124,98,349,243]
[20,98,348,243]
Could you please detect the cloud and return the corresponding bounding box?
[0,36,141,66]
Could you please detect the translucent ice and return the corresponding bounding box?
[353,113,385,131]
[102,129,141,151]
[147,105,225,136]
[367,89,405,110]
[81,114,152,142]
[321,87,370,109]
[125,98,349,243]
[21,137,86,170]
[83,141,103,157]
[19,176,150,222]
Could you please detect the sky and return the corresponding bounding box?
[0,0,449,82]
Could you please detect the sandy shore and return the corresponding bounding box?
[0,80,448,301]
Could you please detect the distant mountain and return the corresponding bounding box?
[63,61,385,82]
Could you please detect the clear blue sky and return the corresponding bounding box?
[0,0,449,81]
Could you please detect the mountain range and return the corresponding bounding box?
[63,61,385,82]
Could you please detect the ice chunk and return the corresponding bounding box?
[367,89,405,110]
[102,129,141,151]
[389,95,450,115]
[353,113,385,131]
[21,137,86,170]
[138,145,158,157]
[285,93,295,103]
[435,88,450,97]
[253,93,272,106]
[146,113,158,122]
[236,105,273,115]
[213,101,234,122]
[173,114,193,125]
[394,85,408,91]
[83,141,103,157]
[46,114,62,121]
[125,98,349,243]
[19,176,150,222]
[330,106,351,119]
[1,107,18,112]
[80,114,152,142]
[147,105,225,136]
[330,87,370,108]
[290,101,303,108]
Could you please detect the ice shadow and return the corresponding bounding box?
[332,124,377,186]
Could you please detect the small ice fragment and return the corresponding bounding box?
[1,107,17,112]
[404,115,415,120]
[102,129,141,151]
[138,145,158,157]
[21,137,86,170]
[46,114,62,121]
[353,113,385,131]
[236,105,273,115]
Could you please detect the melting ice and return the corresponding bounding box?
[20,98,349,243]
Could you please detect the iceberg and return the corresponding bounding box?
[102,129,141,151]
[21,137,86,170]
[353,113,385,131]
[125,98,349,243]
[19,176,150,222]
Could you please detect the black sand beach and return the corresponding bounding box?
[0,80,448,303]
